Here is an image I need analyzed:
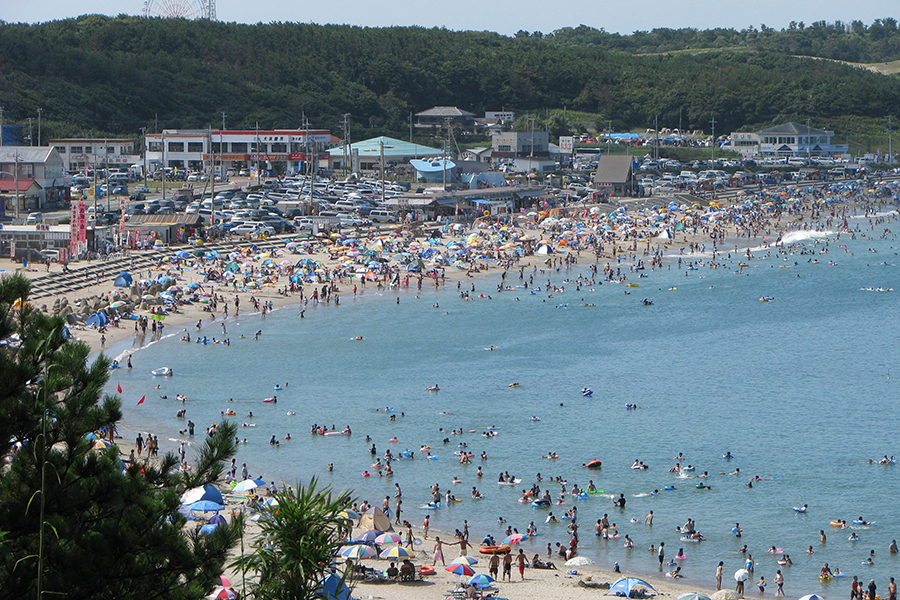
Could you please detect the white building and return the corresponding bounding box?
[48,138,139,173]
[145,128,336,176]
[730,123,849,158]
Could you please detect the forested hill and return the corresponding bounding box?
[1,15,899,140]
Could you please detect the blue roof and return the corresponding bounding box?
[326,136,441,159]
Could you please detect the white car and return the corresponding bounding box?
[230,223,275,237]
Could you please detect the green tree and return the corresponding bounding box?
[233,478,355,600]
[0,274,242,600]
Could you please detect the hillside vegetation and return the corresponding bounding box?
[0,16,899,142]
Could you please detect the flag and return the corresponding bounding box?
[137,396,145,406]
[117,384,122,393]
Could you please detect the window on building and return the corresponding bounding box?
[55,146,66,153]
[251,143,268,153]
[188,160,204,170]
[291,143,303,152]
[70,146,83,154]
[231,142,248,153]
[148,142,162,152]
[168,160,185,169]
[187,142,204,153]
[271,143,287,153]
[497,145,511,152]
[211,142,223,153]
[85,147,92,154]
[167,142,184,153]
[106,146,114,154]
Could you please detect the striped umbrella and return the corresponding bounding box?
[338,545,377,559]
[446,563,476,576]
[379,546,412,559]
[374,532,402,545]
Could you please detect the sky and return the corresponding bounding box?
[1,0,896,36]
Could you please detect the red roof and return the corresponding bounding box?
[0,178,37,192]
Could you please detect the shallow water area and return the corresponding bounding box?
[110,226,900,595]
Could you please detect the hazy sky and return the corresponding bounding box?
[1,0,896,36]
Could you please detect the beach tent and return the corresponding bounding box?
[317,573,351,600]
[606,577,656,597]
[85,311,109,328]
[114,271,133,287]
[358,507,393,532]
[535,244,554,255]
[180,484,225,506]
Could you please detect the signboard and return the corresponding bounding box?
[70,204,79,256]
[559,136,575,152]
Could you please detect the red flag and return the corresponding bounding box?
[117,384,122,394]
[137,396,145,406]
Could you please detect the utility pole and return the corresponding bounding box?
[888,116,893,163]
[27,117,33,146]
[528,117,536,158]
[342,113,351,177]
[1,106,5,147]
[409,112,413,145]
[710,117,717,161]
[806,118,811,161]
[13,149,20,220]
[161,131,167,201]
[654,115,659,162]
[37,108,43,146]
[255,121,260,186]
[209,125,215,226]
[105,137,110,212]
[221,111,226,131]
[140,127,147,184]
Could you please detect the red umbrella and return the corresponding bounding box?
[218,576,232,587]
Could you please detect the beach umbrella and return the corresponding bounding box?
[199,523,220,536]
[208,514,226,525]
[181,484,224,506]
[374,532,402,544]
[338,545,377,559]
[336,509,360,520]
[565,556,595,566]
[798,596,826,600]
[187,500,225,512]
[218,576,233,588]
[92,439,114,450]
[450,556,479,566]
[446,563,475,576]
[711,592,741,600]
[352,529,383,543]
[679,594,713,600]
[734,569,750,582]
[468,574,495,587]
[232,478,265,492]
[607,577,656,597]
[207,587,236,600]
[503,534,526,545]
[379,546,412,559]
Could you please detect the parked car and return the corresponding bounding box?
[230,223,275,237]
[25,212,43,225]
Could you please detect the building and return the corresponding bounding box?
[325,136,441,173]
[460,147,492,163]
[0,147,68,212]
[383,186,548,220]
[144,128,336,177]
[727,132,759,157]
[414,107,478,133]
[48,138,140,173]
[732,122,849,158]
[484,111,515,125]
[491,131,556,173]
[593,155,637,197]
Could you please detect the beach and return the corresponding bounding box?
[9,184,900,600]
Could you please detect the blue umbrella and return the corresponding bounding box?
[468,574,495,588]
[175,250,192,259]
[187,500,225,512]
[208,514,226,525]
[318,573,351,600]
[181,484,224,505]
[351,529,383,543]
[199,523,220,536]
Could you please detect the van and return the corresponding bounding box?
[25,212,44,225]
[369,209,398,223]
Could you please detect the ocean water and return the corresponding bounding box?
[107,220,900,596]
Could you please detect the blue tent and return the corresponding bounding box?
[85,312,109,328]
[114,272,133,287]
[606,577,656,597]
[318,573,350,600]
